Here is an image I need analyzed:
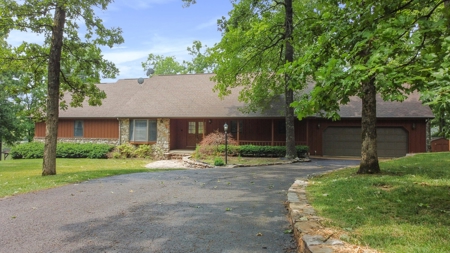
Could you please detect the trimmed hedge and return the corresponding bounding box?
[11,142,114,159]
[216,145,309,157]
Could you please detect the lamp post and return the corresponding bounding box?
[224,123,228,165]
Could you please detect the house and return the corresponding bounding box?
[34,73,434,157]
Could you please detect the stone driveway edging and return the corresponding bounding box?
[182,156,311,169]
[287,179,378,253]
[287,179,345,253]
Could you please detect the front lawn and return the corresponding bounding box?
[0,158,167,198]
[307,152,450,253]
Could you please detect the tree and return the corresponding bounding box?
[142,41,213,75]
[0,0,124,175]
[184,40,214,74]
[142,54,187,75]
[293,1,450,173]
[207,0,308,159]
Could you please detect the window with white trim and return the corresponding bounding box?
[129,119,157,142]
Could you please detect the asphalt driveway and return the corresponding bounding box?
[0,159,359,253]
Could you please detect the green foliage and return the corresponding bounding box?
[11,142,113,159]
[114,143,137,158]
[216,144,240,156]
[0,0,124,109]
[10,142,44,159]
[134,144,153,158]
[142,41,213,75]
[213,157,225,166]
[196,144,309,158]
[142,53,187,75]
[235,145,308,157]
[184,40,214,74]
[113,143,161,159]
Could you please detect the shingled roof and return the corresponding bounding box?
[59,73,433,119]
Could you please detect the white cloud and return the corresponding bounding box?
[195,17,220,30]
[7,30,45,46]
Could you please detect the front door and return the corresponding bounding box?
[187,121,204,148]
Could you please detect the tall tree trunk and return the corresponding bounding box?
[42,6,66,176]
[284,0,296,159]
[358,76,380,174]
[426,119,431,152]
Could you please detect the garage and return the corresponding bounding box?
[323,127,408,157]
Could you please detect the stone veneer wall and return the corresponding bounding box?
[34,137,119,145]
[119,118,130,145]
[156,118,170,152]
[119,118,170,154]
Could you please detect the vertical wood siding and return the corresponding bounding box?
[431,138,449,152]
[83,119,119,138]
[34,122,46,137]
[35,119,119,138]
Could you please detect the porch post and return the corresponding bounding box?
[306,119,309,147]
[237,120,240,144]
[271,120,274,146]
[203,120,206,139]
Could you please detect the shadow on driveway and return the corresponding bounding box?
[0,159,359,253]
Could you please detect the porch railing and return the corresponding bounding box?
[237,140,307,146]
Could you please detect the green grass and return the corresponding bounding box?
[307,152,450,253]
[0,158,173,198]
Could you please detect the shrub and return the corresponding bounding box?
[196,130,239,157]
[11,142,113,159]
[234,145,309,157]
[214,157,225,166]
[199,130,239,146]
[114,143,136,158]
[11,142,44,159]
[112,143,163,159]
[134,144,153,158]
[87,144,114,159]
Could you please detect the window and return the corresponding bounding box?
[230,120,243,134]
[188,122,196,134]
[129,119,157,142]
[74,120,84,137]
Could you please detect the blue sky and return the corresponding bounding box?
[7,0,233,83]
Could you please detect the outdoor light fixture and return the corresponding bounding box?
[208,119,212,124]
[317,123,321,129]
[224,123,228,165]
[412,123,416,130]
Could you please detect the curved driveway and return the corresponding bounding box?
[0,159,359,253]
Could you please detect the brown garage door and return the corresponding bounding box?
[323,127,408,157]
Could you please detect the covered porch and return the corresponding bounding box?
[170,118,308,150]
